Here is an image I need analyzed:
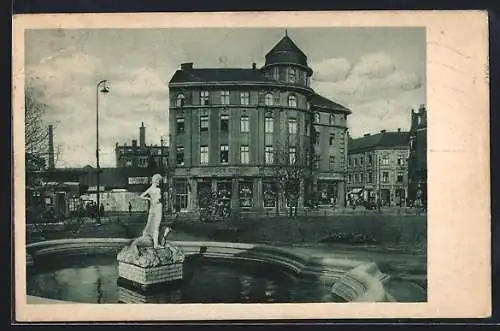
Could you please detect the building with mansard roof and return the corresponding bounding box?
[346,129,410,207]
[168,33,351,213]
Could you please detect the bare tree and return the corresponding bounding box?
[25,83,49,169]
[271,134,313,218]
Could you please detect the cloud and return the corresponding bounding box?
[310,57,353,82]
[311,52,422,105]
[25,50,170,167]
[351,53,395,79]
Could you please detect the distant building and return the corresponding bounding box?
[346,129,409,207]
[115,122,168,170]
[407,104,427,206]
[168,33,350,213]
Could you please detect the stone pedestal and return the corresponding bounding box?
[117,239,185,288]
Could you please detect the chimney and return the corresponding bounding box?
[48,125,55,169]
[363,133,371,137]
[380,129,386,133]
[252,62,257,69]
[419,104,425,112]
[132,140,137,148]
[397,128,401,132]
[139,122,146,148]
[181,62,193,70]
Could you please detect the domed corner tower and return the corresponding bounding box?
[261,31,314,87]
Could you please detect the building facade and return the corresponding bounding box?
[168,34,351,213]
[407,104,427,207]
[346,130,409,207]
[115,122,168,170]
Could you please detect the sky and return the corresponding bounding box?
[25,27,426,168]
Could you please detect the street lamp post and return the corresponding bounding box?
[96,80,109,226]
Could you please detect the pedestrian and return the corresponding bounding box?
[128,201,132,216]
[100,203,105,218]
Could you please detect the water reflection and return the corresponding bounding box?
[27,254,336,304]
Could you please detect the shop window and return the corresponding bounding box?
[239,180,253,208]
[263,181,277,208]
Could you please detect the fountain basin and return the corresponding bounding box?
[26,238,392,303]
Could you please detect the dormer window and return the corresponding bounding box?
[176,93,185,107]
[314,112,320,123]
[329,114,335,125]
[200,91,210,105]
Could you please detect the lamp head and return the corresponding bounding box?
[100,85,110,93]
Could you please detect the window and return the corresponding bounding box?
[273,67,279,80]
[348,157,352,167]
[315,132,320,145]
[348,174,352,184]
[174,179,188,211]
[354,157,358,166]
[263,181,277,207]
[200,146,208,164]
[176,146,184,165]
[265,115,274,133]
[360,156,363,166]
[239,180,253,208]
[314,112,320,123]
[368,172,373,183]
[125,159,132,167]
[329,133,335,146]
[176,93,185,107]
[200,115,208,132]
[417,116,422,125]
[265,93,274,106]
[220,91,230,105]
[176,118,185,134]
[288,68,296,83]
[220,114,229,132]
[382,171,389,182]
[139,158,147,167]
[200,91,210,105]
[354,173,359,183]
[240,92,249,105]
[265,146,274,164]
[220,144,229,164]
[329,155,335,170]
[360,173,364,183]
[240,145,249,164]
[313,155,320,169]
[329,114,335,125]
[288,118,297,134]
[397,172,404,183]
[288,94,297,108]
[397,156,405,166]
[305,120,310,136]
[289,147,296,164]
[381,155,389,165]
[240,114,249,133]
[368,154,373,165]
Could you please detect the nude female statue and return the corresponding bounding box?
[138,173,167,249]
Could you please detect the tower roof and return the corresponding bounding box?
[264,35,310,70]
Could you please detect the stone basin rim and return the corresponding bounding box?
[26,238,390,303]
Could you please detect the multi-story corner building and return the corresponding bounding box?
[407,104,427,207]
[346,129,409,207]
[168,33,351,213]
[115,122,168,170]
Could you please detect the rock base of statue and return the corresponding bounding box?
[117,236,185,288]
